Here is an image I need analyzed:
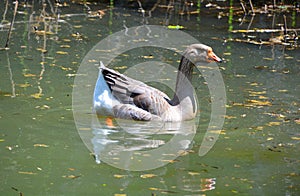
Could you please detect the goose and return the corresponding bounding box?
[93,44,222,121]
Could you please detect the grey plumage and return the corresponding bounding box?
[94,44,222,121]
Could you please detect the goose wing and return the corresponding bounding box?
[100,64,172,118]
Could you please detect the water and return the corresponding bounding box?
[0,1,299,195]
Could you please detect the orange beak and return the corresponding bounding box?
[207,49,222,63]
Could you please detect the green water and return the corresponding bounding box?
[1,1,299,195]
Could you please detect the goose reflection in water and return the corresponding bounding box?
[91,117,196,168]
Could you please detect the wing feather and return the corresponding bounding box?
[101,66,172,115]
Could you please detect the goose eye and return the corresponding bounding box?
[207,48,212,54]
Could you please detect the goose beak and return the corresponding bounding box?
[208,50,222,63]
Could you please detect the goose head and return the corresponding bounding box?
[173,43,222,107]
[184,44,222,64]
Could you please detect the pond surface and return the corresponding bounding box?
[0,1,299,195]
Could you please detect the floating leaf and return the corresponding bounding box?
[178,150,189,156]
[232,102,244,106]
[254,126,264,131]
[88,59,98,63]
[33,144,49,147]
[66,74,82,77]
[284,56,293,59]
[114,174,127,179]
[266,121,281,126]
[114,66,127,70]
[18,171,36,175]
[62,175,81,179]
[278,89,288,93]
[36,48,47,53]
[35,105,50,109]
[17,83,31,88]
[60,45,70,48]
[247,99,272,106]
[71,33,84,40]
[23,73,36,77]
[114,194,126,196]
[291,137,300,140]
[167,25,184,29]
[56,51,68,55]
[289,172,298,176]
[35,30,54,35]
[73,25,82,29]
[264,112,286,119]
[60,66,72,71]
[263,57,274,61]
[258,95,268,99]
[249,90,266,95]
[209,130,225,134]
[42,105,50,109]
[2,93,12,97]
[88,10,105,18]
[223,52,231,56]
[235,74,246,78]
[140,174,157,178]
[6,146,13,150]
[188,171,200,176]
[231,190,239,193]
[281,68,290,74]
[31,93,43,99]
[142,55,154,59]
[149,187,159,191]
[160,159,178,163]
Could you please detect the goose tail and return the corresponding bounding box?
[99,61,106,70]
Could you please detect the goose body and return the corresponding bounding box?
[93,44,222,121]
